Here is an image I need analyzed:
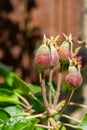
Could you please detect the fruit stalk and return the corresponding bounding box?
[59,89,74,114]
[48,69,53,105]
[53,72,62,107]
[40,72,49,111]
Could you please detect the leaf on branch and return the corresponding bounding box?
[77,113,87,130]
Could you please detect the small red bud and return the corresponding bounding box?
[34,44,51,71]
[50,45,59,68]
[65,66,83,88]
[34,43,59,71]
[58,41,72,61]
[58,34,73,62]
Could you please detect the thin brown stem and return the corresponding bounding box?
[27,113,44,119]
[39,72,42,83]
[35,124,53,129]
[15,92,30,106]
[53,73,62,107]
[61,123,78,129]
[28,92,43,106]
[40,72,49,111]
[49,69,53,105]
[59,89,74,114]
[20,102,31,109]
[48,120,51,130]
[69,102,87,109]
[48,117,57,129]
[62,114,81,123]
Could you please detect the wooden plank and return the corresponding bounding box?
[32,0,82,38]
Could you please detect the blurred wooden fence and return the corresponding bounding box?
[31,0,82,39]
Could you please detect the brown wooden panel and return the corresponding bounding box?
[31,0,82,39]
[66,0,83,37]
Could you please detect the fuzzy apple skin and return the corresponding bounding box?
[50,45,59,67]
[34,43,59,71]
[58,48,70,60]
[65,72,82,88]
[58,41,72,61]
[34,44,51,71]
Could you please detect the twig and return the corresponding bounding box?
[62,123,77,129]
[62,114,81,123]
[48,69,53,105]
[12,112,31,117]
[48,120,51,130]
[69,102,87,109]
[59,89,74,114]
[53,73,62,107]
[15,92,30,106]
[40,72,49,111]
[28,92,43,106]
[35,124,53,129]
[39,72,42,83]
[48,117,57,129]
[19,102,31,109]
[26,113,44,119]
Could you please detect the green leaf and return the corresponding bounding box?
[62,82,69,94]
[0,83,12,90]
[56,100,66,111]
[58,124,66,130]
[59,62,69,72]
[0,119,4,125]
[28,84,41,94]
[5,73,14,87]
[29,93,45,112]
[45,79,56,97]
[35,127,46,130]
[4,105,23,116]
[0,109,10,122]
[2,116,31,130]
[0,63,12,78]
[22,126,32,130]
[77,113,87,130]
[54,115,60,121]
[2,116,38,130]
[0,89,20,104]
[28,119,39,130]
[13,74,41,95]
